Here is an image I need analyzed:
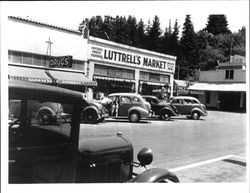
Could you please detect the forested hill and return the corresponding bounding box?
[79,15,246,80]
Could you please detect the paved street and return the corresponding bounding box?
[79,110,246,181]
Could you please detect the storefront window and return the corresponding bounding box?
[149,73,160,82]
[72,60,85,71]
[33,54,42,66]
[23,53,32,65]
[94,64,134,79]
[11,51,22,63]
[9,50,85,71]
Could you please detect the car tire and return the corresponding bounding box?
[191,112,200,120]
[160,111,171,121]
[129,111,140,123]
[37,110,52,125]
[84,109,98,124]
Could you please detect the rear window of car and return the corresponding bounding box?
[120,96,131,103]
[183,99,193,104]
[132,97,140,103]
[192,99,199,104]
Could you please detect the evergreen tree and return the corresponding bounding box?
[137,19,147,49]
[205,14,231,35]
[127,16,138,46]
[178,15,198,79]
[146,16,162,52]
[161,23,172,54]
[169,19,179,56]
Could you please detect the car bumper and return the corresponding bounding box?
[101,113,109,118]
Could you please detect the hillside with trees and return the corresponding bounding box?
[79,14,246,80]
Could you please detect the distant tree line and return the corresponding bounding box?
[79,14,246,80]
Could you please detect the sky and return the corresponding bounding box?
[1,1,249,34]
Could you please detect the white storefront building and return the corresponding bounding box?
[88,37,176,99]
[7,16,176,100]
[188,55,247,111]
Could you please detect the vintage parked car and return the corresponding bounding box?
[106,93,150,122]
[9,100,67,125]
[169,96,208,120]
[142,95,179,120]
[82,100,109,124]
[8,80,179,183]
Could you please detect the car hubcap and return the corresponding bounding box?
[164,114,170,120]
[131,113,138,122]
[193,113,199,120]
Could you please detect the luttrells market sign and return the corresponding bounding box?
[89,46,176,73]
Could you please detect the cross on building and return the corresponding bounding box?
[45,37,53,56]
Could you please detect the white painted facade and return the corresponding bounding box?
[8,17,88,61]
[7,16,177,99]
[199,68,246,83]
[192,55,246,111]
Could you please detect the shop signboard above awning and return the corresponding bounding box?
[48,70,97,86]
[188,82,247,92]
[9,64,53,83]
[141,81,165,86]
[94,75,135,82]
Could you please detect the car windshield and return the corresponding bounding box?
[9,99,74,148]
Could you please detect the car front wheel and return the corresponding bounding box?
[160,112,171,121]
[84,110,98,124]
[191,112,200,120]
[129,112,140,123]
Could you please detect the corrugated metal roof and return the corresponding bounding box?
[9,16,81,35]
[188,82,247,92]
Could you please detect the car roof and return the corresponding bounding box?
[172,96,199,101]
[142,95,158,99]
[9,80,87,105]
[108,93,142,97]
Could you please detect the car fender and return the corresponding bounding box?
[37,106,56,117]
[128,107,148,118]
[191,107,207,116]
[129,168,179,183]
[160,107,178,116]
[82,106,99,116]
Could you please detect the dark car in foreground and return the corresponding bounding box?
[8,80,179,183]
[169,96,208,120]
[142,95,179,120]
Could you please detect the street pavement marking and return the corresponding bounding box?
[169,155,246,172]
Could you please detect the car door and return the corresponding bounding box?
[182,99,194,114]
[118,96,132,116]
[150,98,160,115]
[170,99,184,114]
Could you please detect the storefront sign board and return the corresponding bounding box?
[89,46,176,73]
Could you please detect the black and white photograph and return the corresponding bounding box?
[0,1,249,193]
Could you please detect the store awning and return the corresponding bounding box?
[9,65,53,83]
[48,70,97,86]
[188,82,247,92]
[94,75,135,82]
